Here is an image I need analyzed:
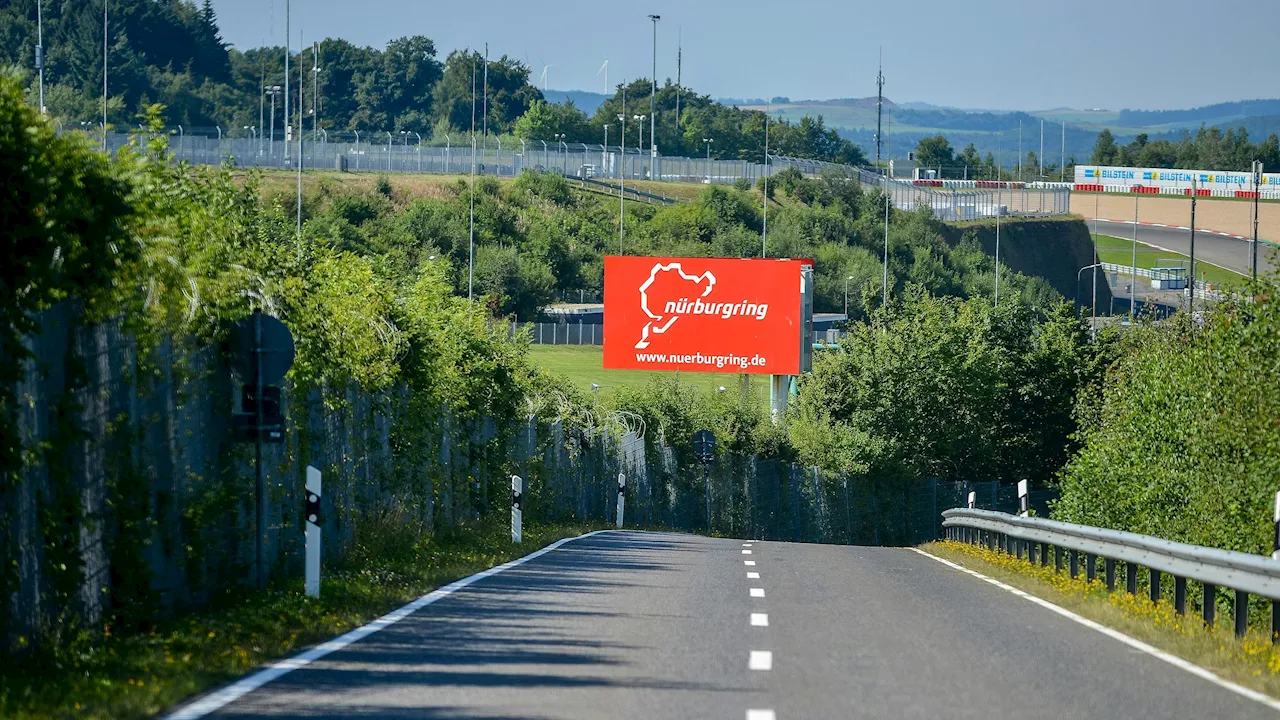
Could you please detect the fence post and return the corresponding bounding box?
[511,474,523,543]
[616,472,626,528]
[305,465,322,598]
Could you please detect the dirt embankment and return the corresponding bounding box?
[1072,193,1278,242]
[940,217,1112,309]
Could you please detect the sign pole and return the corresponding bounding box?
[254,311,266,589]
[305,465,321,598]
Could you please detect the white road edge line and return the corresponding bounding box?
[747,572,760,579]
[163,530,613,720]
[910,548,1280,713]
[749,650,773,671]
[751,613,769,627]
[750,587,766,598]
[746,709,776,720]
[744,560,756,566]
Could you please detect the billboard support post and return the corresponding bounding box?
[769,375,792,423]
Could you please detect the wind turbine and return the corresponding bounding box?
[598,60,609,95]
[539,64,552,93]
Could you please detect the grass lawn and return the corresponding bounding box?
[529,344,770,404]
[924,540,1280,698]
[1092,234,1246,286]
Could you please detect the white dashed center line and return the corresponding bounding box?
[747,711,776,720]
[743,543,753,547]
[742,549,753,555]
[747,571,760,579]
[751,613,769,627]
[749,650,773,671]
[744,560,756,566]
[749,587,765,598]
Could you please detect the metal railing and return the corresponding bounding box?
[942,508,1280,637]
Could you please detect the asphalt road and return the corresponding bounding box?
[180,531,1277,719]
[1091,218,1276,277]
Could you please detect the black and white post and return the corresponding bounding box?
[1018,479,1029,517]
[616,472,626,528]
[967,490,976,509]
[1272,490,1280,561]
[305,465,321,598]
[511,474,523,544]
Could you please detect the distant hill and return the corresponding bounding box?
[542,89,608,116]
[1116,99,1280,128]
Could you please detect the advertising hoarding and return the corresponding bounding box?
[603,256,807,375]
[1075,164,1278,191]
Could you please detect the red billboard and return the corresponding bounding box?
[603,256,806,375]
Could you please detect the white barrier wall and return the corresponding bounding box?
[1076,165,1280,192]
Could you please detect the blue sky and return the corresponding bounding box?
[210,0,1276,111]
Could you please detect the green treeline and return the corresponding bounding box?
[1089,126,1280,171]
[0,0,862,163]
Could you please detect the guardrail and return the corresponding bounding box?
[942,508,1280,638]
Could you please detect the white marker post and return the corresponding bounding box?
[616,472,626,528]
[305,465,321,598]
[511,474,523,544]
[967,491,976,509]
[1018,479,1029,517]
[1272,490,1280,561]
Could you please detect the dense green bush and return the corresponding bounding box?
[788,287,1093,486]
[1055,280,1280,553]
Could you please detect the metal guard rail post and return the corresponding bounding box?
[942,508,1280,639]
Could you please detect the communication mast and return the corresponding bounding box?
[875,49,885,165]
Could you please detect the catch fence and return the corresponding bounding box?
[92,129,1070,220]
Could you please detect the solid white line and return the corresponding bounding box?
[747,710,776,720]
[164,530,612,720]
[749,650,773,671]
[742,549,753,555]
[910,548,1280,713]
[750,587,766,598]
[751,613,769,627]
[744,560,756,566]
[747,572,760,579]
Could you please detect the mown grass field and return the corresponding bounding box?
[529,344,769,404]
[1092,233,1245,286]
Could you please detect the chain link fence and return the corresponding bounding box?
[91,129,1069,219]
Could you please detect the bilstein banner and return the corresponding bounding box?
[603,256,805,375]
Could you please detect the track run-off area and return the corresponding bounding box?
[161,531,1280,719]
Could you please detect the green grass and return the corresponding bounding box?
[530,344,770,403]
[925,540,1280,698]
[0,518,605,720]
[1092,234,1246,286]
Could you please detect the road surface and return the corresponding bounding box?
[177,531,1277,719]
[1091,218,1276,278]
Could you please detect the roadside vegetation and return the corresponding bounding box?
[0,519,602,720]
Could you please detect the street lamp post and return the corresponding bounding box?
[554,133,566,174]
[703,138,714,182]
[844,275,856,316]
[415,132,423,172]
[266,85,281,161]
[603,124,610,175]
[648,14,660,160]
[386,131,392,171]
[633,115,646,177]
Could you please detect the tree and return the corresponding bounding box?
[914,135,955,170]
[432,50,541,135]
[512,99,590,142]
[1090,128,1119,165]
